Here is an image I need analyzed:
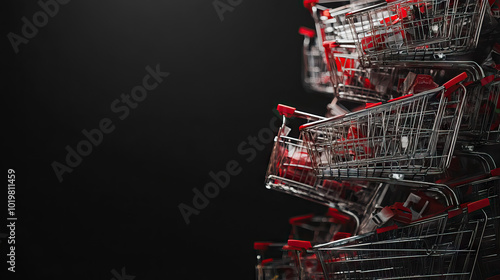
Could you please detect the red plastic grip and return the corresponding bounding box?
[491,167,500,177]
[365,102,382,109]
[261,258,274,265]
[376,224,398,234]
[322,41,338,49]
[282,245,291,250]
[254,242,272,250]
[442,72,467,90]
[448,208,463,219]
[289,214,314,225]
[288,239,312,250]
[303,0,319,9]
[467,198,490,213]
[299,27,315,38]
[388,94,413,103]
[481,75,495,86]
[277,104,296,117]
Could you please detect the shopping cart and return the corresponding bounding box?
[366,61,499,145]
[459,75,500,144]
[265,105,324,201]
[266,104,377,213]
[284,241,323,280]
[435,149,498,189]
[291,200,490,280]
[305,0,384,45]
[300,27,335,95]
[356,180,460,234]
[299,72,468,180]
[449,172,500,279]
[345,0,489,66]
[254,242,298,280]
[460,76,500,144]
[289,209,357,243]
[322,41,397,103]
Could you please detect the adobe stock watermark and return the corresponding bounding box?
[110,267,135,280]
[213,0,243,22]
[178,114,281,225]
[7,0,71,54]
[51,64,170,183]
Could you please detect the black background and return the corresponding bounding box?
[3,0,334,279]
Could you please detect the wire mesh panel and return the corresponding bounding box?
[307,0,384,45]
[451,176,500,279]
[323,42,396,103]
[265,134,376,210]
[300,27,335,95]
[300,73,468,180]
[459,77,500,144]
[265,105,377,210]
[356,181,460,234]
[312,206,488,280]
[256,259,298,280]
[346,0,488,66]
[285,240,328,280]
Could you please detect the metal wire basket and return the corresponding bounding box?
[290,200,490,280]
[300,73,468,180]
[265,105,376,211]
[451,174,500,279]
[254,242,298,280]
[355,180,460,234]
[306,0,384,45]
[323,41,396,103]
[345,0,489,66]
[300,27,335,95]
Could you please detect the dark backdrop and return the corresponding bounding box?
[4,0,333,279]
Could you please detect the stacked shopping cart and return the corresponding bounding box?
[256,0,500,279]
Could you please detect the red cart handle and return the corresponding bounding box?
[303,0,319,10]
[299,27,315,38]
[376,224,398,234]
[467,198,490,213]
[254,242,272,250]
[491,167,500,177]
[481,75,495,86]
[322,41,339,49]
[288,239,312,250]
[261,258,274,265]
[443,72,467,90]
[277,104,326,121]
[277,104,296,117]
[388,94,414,102]
[449,198,491,218]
